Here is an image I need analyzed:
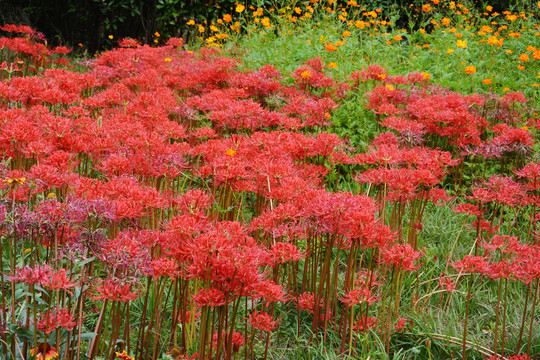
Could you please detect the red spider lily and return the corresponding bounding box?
[341,287,380,306]
[454,203,484,217]
[380,243,423,271]
[40,267,78,292]
[481,235,523,254]
[452,255,489,274]
[269,242,305,264]
[193,288,227,307]
[211,331,245,352]
[250,280,287,302]
[394,317,411,331]
[36,307,77,334]
[353,316,377,333]
[8,264,51,285]
[92,278,142,302]
[178,308,201,323]
[248,311,278,332]
[297,292,319,314]
[438,273,457,293]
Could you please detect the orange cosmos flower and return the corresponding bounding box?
[456,39,467,48]
[325,43,336,52]
[225,149,237,156]
[235,4,245,13]
[519,53,529,62]
[328,62,337,68]
[422,4,431,12]
[464,65,476,74]
[421,72,430,80]
[223,14,232,22]
[394,35,403,41]
[483,78,492,84]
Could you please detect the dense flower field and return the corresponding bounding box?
[0,2,539,359]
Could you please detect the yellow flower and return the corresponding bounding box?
[198,25,205,33]
[294,7,302,14]
[447,48,454,54]
[187,19,195,25]
[483,78,492,84]
[164,58,172,62]
[355,20,365,28]
[421,72,430,80]
[108,35,113,39]
[464,65,476,74]
[154,31,160,37]
[506,49,513,54]
[328,62,338,68]
[519,53,529,62]
[343,30,351,37]
[236,4,245,13]
[225,149,237,156]
[456,39,467,48]
[301,70,311,78]
[223,14,232,23]
[210,25,219,32]
[441,17,450,26]
[394,35,403,41]
[377,74,387,80]
[486,5,493,12]
[503,87,510,91]
[385,84,394,91]
[261,17,271,27]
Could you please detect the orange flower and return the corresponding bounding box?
[456,39,467,48]
[517,65,525,70]
[325,43,336,52]
[225,148,237,156]
[343,30,351,37]
[464,65,476,74]
[223,14,232,23]
[300,70,311,79]
[503,87,510,91]
[421,72,431,80]
[328,62,338,68]
[422,4,431,12]
[235,4,245,13]
[519,53,529,62]
[393,35,402,41]
[483,78,492,84]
